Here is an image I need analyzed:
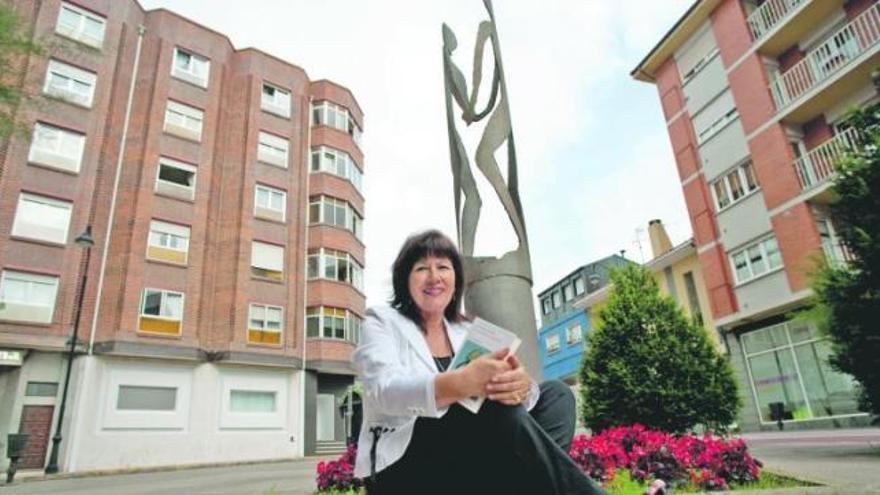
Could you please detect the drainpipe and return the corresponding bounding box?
[299,95,313,457]
[87,25,146,353]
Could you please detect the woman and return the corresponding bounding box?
[352,230,605,495]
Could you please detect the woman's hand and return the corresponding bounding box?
[436,348,512,407]
[486,354,532,405]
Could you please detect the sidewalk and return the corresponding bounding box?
[742,427,880,493]
[0,457,324,495]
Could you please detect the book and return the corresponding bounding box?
[448,317,522,413]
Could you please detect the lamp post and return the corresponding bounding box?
[44,226,94,474]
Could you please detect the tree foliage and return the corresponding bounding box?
[579,264,739,433]
[809,102,880,416]
[0,1,41,139]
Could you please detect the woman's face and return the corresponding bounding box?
[408,255,455,320]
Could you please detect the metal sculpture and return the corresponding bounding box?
[442,0,540,378]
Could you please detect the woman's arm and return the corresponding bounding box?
[435,348,512,408]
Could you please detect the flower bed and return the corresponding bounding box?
[316,425,770,493]
[569,424,760,491]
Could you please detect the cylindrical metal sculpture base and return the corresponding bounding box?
[465,272,542,382]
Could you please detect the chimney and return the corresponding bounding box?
[648,219,673,259]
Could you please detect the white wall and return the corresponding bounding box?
[68,356,303,472]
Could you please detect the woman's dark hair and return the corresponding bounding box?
[390,230,465,330]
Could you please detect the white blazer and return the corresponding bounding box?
[352,305,539,478]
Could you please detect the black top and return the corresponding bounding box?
[433,355,453,373]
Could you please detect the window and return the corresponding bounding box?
[55,2,105,48]
[306,306,362,343]
[261,83,291,118]
[155,157,197,200]
[311,146,363,192]
[257,131,289,168]
[164,101,203,141]
[171,47,209,88]
[574,277,586,296]
[694,90,737,144]
[248,303,283,345]
[562,284,573,301]
[307,248,364,291]
[147,220,190,264]
[28,122,86,172]
[25,382,59,397]
[138,288,184,335]
[312,101,362,146]
[551,291,561,308]
[11,193,73,244]
[117,385,177,411]
[43,60,97,107]
[742,320,860,423]
[682,271,704,326]
[230,390,277,413]
[730,237,783,284]
[711,161,758,211]
[541,298,551,315]
[254,184,286,222]
[0,270,60,324]
[566,324,583,345]
[309,196,363,240]
[545,334,560,354]
[251,241,284,281]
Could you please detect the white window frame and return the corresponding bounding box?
[164,100,203,142]
[155,157,197,199]
[541,298,551,315]
[102,363,191,430]
[171,47,210,88]
[28,122,85,173]
[248,303,283,334]
[730,236,784,285]
[11,193,73,244]
[305,306,362,343]
[307,248,364,291]
[251,241,284,277]
[711,160,759,212]
[0,270,60,324]
[257,131,289,168]
[312,101,362,147]
[254,184,287,221]
[562,283,573,301]
[55,2,106,48]
[219,372,287,429]
[311,146,363,192]
[309,195,363,240]
[551,291,561,308]
[140,288,185,321]
[147,220,190,258]
[574,277,586,296]
[43,59,97,107]
[566,323,583,345]
[261,83,291,118]
[545,334,561,354]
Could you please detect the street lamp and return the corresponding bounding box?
[44,226,94,474]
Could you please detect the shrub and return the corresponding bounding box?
[569,424,760,491]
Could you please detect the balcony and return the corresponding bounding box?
[748,0,807,41]
[748,0,846,56]
[770,4,880,117]
[794,127,858,191]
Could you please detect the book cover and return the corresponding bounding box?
[449,317,521,413]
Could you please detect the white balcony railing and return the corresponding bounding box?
[770,4,880,111]
[794,127,859,190]
[747,0,807,41]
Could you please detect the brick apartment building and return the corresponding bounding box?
[0,0,364,472]
[633,0,876,430]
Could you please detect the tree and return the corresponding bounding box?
[808,102,880,417]
[0,1,41,139]
[579,264,739,433]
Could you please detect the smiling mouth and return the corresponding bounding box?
[423,287,445,296]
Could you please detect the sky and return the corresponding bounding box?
[139,0,695,309]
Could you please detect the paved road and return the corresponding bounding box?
[1,458,324,495]
[743,428,880,492]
